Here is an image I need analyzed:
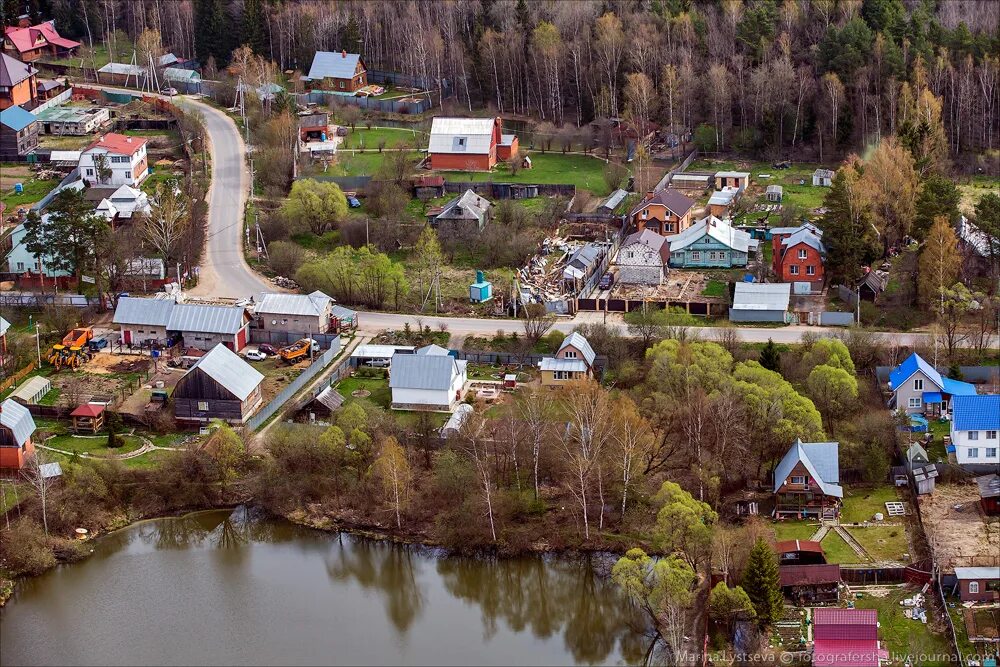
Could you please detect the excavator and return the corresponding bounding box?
[278,338,317,364]
[47,327,94,370]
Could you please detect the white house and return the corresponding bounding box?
[616,229,669,284]
[388,344,467,412]
[812,169,834,187]
[5,219,70,277]
[95,184,151,220]
[950,395,1000,471]
[79,133,149,187]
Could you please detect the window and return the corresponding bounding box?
[914,378,924,390]
[908,397,921,408]
[197,401,209,411]
[987,448,998,459]
[969,431,979,440]
[968,448,979,458]
[641,209,648,219]
[987,431,997,440]
[798,248,808,259]
[970,582,980,594]
[790,475,805,485]
[806,265,815,276]
[16,262,24,271]
[626,251,634,259]
[457,137,466,147]
[789,265,799,275]
[124,171,131,178]
[691,251,701,261]
[666,223,674,232]
[339,81,345,89]
[86,168,93,176]
[564,351,577,359]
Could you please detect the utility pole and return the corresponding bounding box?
[35,325,41,366]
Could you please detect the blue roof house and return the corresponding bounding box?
[950,395,1000,472]
[888,352,977,416]
[773,439,843,519]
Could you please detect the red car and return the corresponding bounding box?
[257,344,278,355]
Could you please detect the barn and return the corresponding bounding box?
[113,297,251,351]
[428,117,502,171]
[172,344,264,425]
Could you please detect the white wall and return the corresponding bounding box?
[950,427,1000,465]
[80,145,148,187]
[391,387,453,409]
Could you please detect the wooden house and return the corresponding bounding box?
[430,189,492,234]
[539,332,595,386]
[3,21,80,62]
[858,270,888,303]
[628,189,695,236]
[173,344,264,425]
[616,229,669,285]
[954,567,1000,602]
[0,53,38,110]
[0,397,36,470]
[774,540,827,565]
[412,175,445,200]
[70,403,105,434]
[0,104,39,159]
[773,439,843,519]
[665,215,755,268]
[779,564,841,604]
[303,51,367,92]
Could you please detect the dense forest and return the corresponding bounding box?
[5,0,998,167]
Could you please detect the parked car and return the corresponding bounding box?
[599,273,615,290]
[160,87,179,97]
[347,196,361,208]
[367,358,390,368]
[244,350,267,362]
[257,343,277,355]
[88,338,109,352]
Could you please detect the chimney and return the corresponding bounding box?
[342,50,347,58]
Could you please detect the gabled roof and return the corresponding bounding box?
[416,344,451,356]
[779,564,841,587]
[428,117,497,155]
[4,22,79,54]
[957,215,999,258]
[888,353,943,391]
[621,229,670,264]
[667,216,751,253]
[954,566,1000,580]
[0,52,36,87]
[732,282,791,311]
[0,316,9,337]
[781,227,825,254]
[436,189,491,222]
[629,188,695,218]
[70,403,105,417]
[113,297,248,335]
[97,62,144,76]
[559,332,596,367]
[708,188,739,206]
[388,353,465,391]
[773,439,843,498]
[84,133,147,157]
[563,243,605,279]
[163,67,200,82]
[186,344,263,401]
[858,270,888,293]
[715,170,750,179]
[813,168,835,178]
[255,291,332,318]
[305,51,364,81]
[0,105,37,132]
[951,395,1000,432]
[813,608,878,640]
[113,296,175,327]
[0,398,36,447]
[774,540,824,555]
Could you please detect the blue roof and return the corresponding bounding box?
[952,395,1000,432]
[889,353,943,391]
[923,392,943,403]
[942,377,977,396]
[773,439,843,498]
[305,51,364,81]
[0,105,37,132]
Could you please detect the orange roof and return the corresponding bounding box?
[84,133,147,157]
[774,539,824,554]
[70,403,105,418]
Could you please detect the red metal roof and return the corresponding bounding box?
[70,403,105,418]
[4,22,79,54]
[813,608,878,641]
[779,564,841,587]
[812,639,880,667]
[84,133,147,156]
[774,539,825,554]
[413,175,445,187]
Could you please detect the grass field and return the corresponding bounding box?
[840,486,901,524]
[336,376,391,410]
[958,174,1000,215]
[847,525,910,562]
[334,151,422,177]
[701,280,726,297]
[439,152,613,196]
[340,127,424,150]
[46,434,145,459]
[37,134,93,150]
[852,586,955,662]
[0,173,59,209]
[820,530,864,564]
[771,520,820,542]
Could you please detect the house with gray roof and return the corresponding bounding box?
[774,439,843,519]
[0,397,37,470]
[303,50,368,92]
[113,296,251,351]
[430,189,493,234]
[254,291,334,335]
[812,169,835,186]
[0,315,9,361]
[389,349,467,412]
[628,188,695,235]
[729,282,791,323]
[666,215,756,269]
[617,229,670,285]
[539,332,596,386]
[427,117,502,171]
[172,344,264,424]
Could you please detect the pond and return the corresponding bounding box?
[0,508,648,666]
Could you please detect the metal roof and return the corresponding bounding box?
[781,228,825,254]
[168,303,247,335]
[630,188,695,218]
[331,304,357,321]
[976,474,1000,500]
[814,168,835,178]
[708,189,738,206]
[49,150,81,162]
[436,189,491,221]
[732,282,791,311]
[388,353,464,391]
[715,171,750,179]
[951,395,1000,432]
[163,67,200,82]
[186,344,263,401]
[255,291,331,317]
[602,189,628,210]
[10,376,52,404]
[98,62,143,76]
[774,540,824,554]
[351,345,415,359]
[0,398,36,447]
[416,344,451,356]
[305,51,364,81]
[559,332,596,366]
[428,117,496,155]
[39,462,62,479]
[0,316,8,337]
[667,216,751,254]
[0,52,36,87]
[773,439,843,498]
[779,564,841,587]
[539,358,588,373]
[0,105,37,132]
[113,296,176,327]
[953,567,1000,580]
[442,403,474,435]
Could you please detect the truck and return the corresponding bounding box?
[278,338,319,364]
[47,327,95,370]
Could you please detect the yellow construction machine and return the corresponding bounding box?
[47,327,94,370]
[278,338,315,364]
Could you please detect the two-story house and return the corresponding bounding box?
[616,229,669,285]
[3,20,80,62]
[772,223,825,291]
[888,352,977,416]
[0,52,38,110]
[303,50,368,92]
[0,104,39,159]
[80,133,149,187]
[950,395,1000,472]
[539,332,596,386]
[627,189,695,236]
[773,439,843,519]
[665,215,756,269]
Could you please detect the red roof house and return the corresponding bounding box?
[4,22,80,62]
[774,539,827,565]
[80,133,149,187]
[812,608,884,667]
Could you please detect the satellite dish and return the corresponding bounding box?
[271,320,277,325]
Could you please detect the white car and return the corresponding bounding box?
[244,350,267,362]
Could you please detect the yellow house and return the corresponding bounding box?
[539,332,596,386]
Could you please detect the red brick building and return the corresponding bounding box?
[628,189,695,236]
[954,567,1000,602]
[772,223,825,290]
[428,117,503,171]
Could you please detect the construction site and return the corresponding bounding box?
[918,482,1000,571]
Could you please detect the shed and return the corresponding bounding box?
[172,344,265,424]
[39,461,62,480]
[351,345,415,367]
[10,375,52,405]
[70,403,105,433]
[498,133,519,161]
[977,474,1000,516]
[953,567,1000,602]
[729,282,791,323]
[470,270,492,303]
[766,184,783,202]
[330,304,358,332]
[0,397,36,470]
[812,169,835,187]
[599,189,628,213]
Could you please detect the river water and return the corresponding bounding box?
[0,509,647,666]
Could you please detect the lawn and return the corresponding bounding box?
[771,520,820,542]
[1,176,59,209]
[37,134,93,150]
[701,280,726,298]
[840,486,901,524]
[686,158,834,219]
[958,174,1000,215]
[39,43,119,68]
[46,434,145,459]
[926,419,950,461]
[820,530,865,564]
[438,152,613,196]
[334,151,422,177]
[340,127,424,150]
[141,169,182,194]
[847,526,910,563]
[852,586,956,663]
[336,375,392,410]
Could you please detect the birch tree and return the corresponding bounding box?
[559,380,613,540]
[143,181,190,265]
[22,453,54,536]
[372,436,411,529]
[459,414,497,542]
[517,387,549,500]
[613,396,653,520]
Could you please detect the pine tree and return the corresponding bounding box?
[758,339,781,373]
[241,0,268,55]
[820,159,878,285]
[741,538,783,628]
[913,175,960,241]
[194,0,229,66]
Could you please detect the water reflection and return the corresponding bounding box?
[1,509,649,666]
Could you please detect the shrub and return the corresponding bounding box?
[0,520,57,576]
[268,241,308,277]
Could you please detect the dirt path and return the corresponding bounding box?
[37,433,183,461]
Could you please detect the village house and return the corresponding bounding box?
[665,215,755,269]
[430,189,492,234]
[562,242,609,293]
[3,20,80,62]
[714,170,750,191]
[708,187,740,217]
[772,224,825,290]
[112,296,252,351]
[173,344,264,425]
[303,50,368,92]
[539,332,596,386]
[949,394,999,471]
[5,217,71,279]
[95,184,151,222]
[297,113,329,143]
[80,133,149,187]
[254,291,335,336]
[858,270,888,303]
[428,117,503,171]
[773,439,843,519]
[812,608,883,667]
[628,188,695,236]
[36,105,110,135]
[389,345,467,412]
[953,567,1000,603]
[0,52,38,110]
[616,229,669,285]
[412,175,446,200]
[888,352,977,416]
[812,168,835,187]
[0,397,36,470]
[0,104,38,159]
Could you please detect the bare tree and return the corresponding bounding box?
[143,182,190,266]
[22,452,54,536]
[559,380,613,540]
[517,387,550,500]
[521,303,554,345]
[459,414,497,542]
[613,396,654,520]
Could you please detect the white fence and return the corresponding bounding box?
[243,339,341,431]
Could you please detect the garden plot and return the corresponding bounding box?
[918,483,1000,570]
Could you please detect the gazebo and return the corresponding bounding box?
[71,403,106,434]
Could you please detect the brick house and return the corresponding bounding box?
[772,223,826,290]
[0,397,36,470]
[628,189,695,236]
[428,117,503,171]
[953,567,999,602]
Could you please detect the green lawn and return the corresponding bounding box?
[141,170,182,194]
[38,43,119,68]
[1,178,59,208]
[439,152,613,196]
[336,376,391,410]
[852,586,956,663]
[926,419,950,461]
[820,530,866,564]
[840,486,901,524]
[687,158,834,219]
[847,526,910,563]
[340,127,424,150]
[334,151,422,177]
[46,434,144,459]
[771,520,820,542]
[37,134,92,150]
[701,280,726,297]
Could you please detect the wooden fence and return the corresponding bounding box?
[0,363,36,394]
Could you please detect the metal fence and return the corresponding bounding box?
[0,291,96,308]
[456,349,606,376]
[30,88,73,115]
[818,311,856,327]
[310,175,373,190]
[243,338,341,431]
[296,90,433,115]
[248,329,342,348]
[31,167,80,211]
